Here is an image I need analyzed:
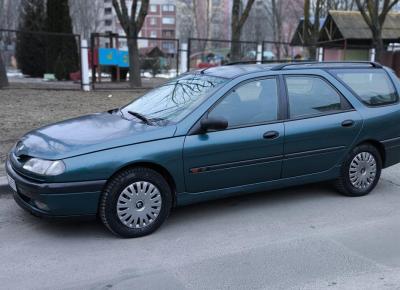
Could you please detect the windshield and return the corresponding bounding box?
[121,74,227,123]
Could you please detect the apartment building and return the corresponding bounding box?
[101,0,176,54]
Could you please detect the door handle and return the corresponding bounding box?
[341,120,355,127]
[263,131,280,139]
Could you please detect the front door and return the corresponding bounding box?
[183,77,284,193]
[282,75,363,177]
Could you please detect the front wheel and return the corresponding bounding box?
[99,167,172,238]
[335,144,382,197]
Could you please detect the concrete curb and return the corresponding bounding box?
[0,176,10,193]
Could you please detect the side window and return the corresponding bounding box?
[285,76,348,118]
[331,69,398,106]
[208,78,279,128]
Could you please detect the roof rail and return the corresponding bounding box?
[225,60,260,66]
[270,61,383,71]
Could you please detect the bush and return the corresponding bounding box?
[142,58,162,77]
[54,56,66,80]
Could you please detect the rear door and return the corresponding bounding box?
[282,75,363,178]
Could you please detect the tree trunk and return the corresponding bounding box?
[308,32,319,60]
[271,0,282,60]
[354,0,400,63]
[230,0,255,62]
[230,0,241,63]
[303,0,310,43]
[128,38,141,87]
[204,0,212,52]
[373,31,385,62]
[0,53,9,88]
[230,30,241,62]
[307,46,317,60]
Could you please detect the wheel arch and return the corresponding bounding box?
[107,161,178,205]
[355,139,386,166]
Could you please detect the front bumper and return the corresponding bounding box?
[6,159,106,218]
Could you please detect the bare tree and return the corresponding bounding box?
[327,0,355,10]
[273,0,283,58]
[189,0,212,53]
[189,0,212,40]
[177,0,228,40]
[205,0,212,41]
[231,0,256,61]
[355,0,399,61]
[176,0,195,41]
[1,0,22,30]
[0,0,6,88]
[303,0,325,59]
[177,0,222,56]
[112,0,149,87]
[0,0,17,88]
[246,0,302,59]
[264,0,285,59]
[242,1,269,43]
[1,0,6,29]
[0,50,8,88]
[69,0,104,39]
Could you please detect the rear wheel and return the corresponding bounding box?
[100,167,172,238]
[335,144,382,197]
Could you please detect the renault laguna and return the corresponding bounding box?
[6,62,400,238]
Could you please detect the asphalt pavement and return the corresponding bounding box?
[1,165,400,290]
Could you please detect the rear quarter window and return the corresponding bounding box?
[331,69,398,106]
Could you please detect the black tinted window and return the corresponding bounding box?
[286,76,345,118]
[208,78,279,127]
[332,69,397,106]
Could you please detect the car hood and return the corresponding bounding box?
[15,112,177,160]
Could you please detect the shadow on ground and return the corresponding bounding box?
[12,182,339,239]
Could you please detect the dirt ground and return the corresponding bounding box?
[0,88,146,176]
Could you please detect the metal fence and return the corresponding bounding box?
[8,29,389,91]
[187,37,259,71]
[0,29,82,90]
[90,33,179,90]
[261,40,313,62]
[186,37,315,72]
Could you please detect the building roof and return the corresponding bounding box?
[319,10,400,44]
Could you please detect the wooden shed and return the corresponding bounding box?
[318,10,400,61]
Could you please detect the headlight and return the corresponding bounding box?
[23,158,66,176]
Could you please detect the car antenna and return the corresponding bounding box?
[200,67,212,74]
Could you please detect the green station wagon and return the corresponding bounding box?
[6,62,400,238]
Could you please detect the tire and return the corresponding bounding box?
[335,144,382,197]
[99,167,172,238]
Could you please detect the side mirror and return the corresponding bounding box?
[200,117,228,132]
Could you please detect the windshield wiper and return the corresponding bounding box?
[127,111,151,125]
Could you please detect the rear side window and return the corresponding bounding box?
[285,76,350,118]
[331,69,398,106]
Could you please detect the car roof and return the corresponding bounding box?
[201,61,383,79]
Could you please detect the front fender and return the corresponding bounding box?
[58,137,185,193]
